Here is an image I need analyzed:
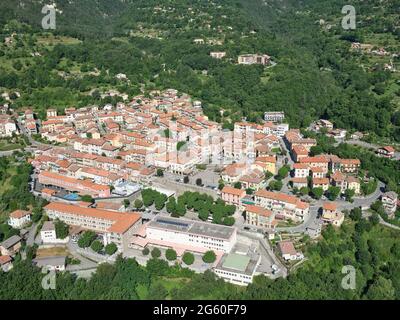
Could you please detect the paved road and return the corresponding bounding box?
[26,223,38,247]
[277,181,385,234]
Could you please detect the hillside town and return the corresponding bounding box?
[0,89,398,287]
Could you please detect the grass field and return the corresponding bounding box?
[36,246,70,258]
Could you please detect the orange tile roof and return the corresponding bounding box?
[44,202,141,234]
[221,186,246,197]
[245,205,272,217]
[10,210,30,219]
[313,178,330,185]
[323,202,337,211]
[0,255,12,265]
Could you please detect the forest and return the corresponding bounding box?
[0,0,399,140]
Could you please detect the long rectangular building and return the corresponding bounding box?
[142,216,237,253]
[38,171,111,198]
[44,202,141,251]
[254,190,309,222]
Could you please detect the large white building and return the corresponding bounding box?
[137,216,237,254]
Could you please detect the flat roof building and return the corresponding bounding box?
[214,252,261,286]
[133,216,237,254]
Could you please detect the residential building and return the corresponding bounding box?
[277,241,304,261]
[0,235,22,256]
[254,190,309,221]
[244,205,276,229]
[377,146,395,158]
[264,111,285,123]
[238,54,270,65]
[381,191,398,218]
[8,210,31,229]
[38,171,111,198]
[0,255,13,272]
[221,186,246,209]
[321,202,344,227]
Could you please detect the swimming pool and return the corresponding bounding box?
[64,193,80,201]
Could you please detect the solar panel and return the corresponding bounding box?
[156,218,189,228]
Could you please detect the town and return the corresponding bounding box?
[0,89,399,287]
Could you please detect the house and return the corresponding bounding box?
[293,163,309,178]
[277,241,304,261]
[340,159,361,174]
[377,146,395,158]
[381,191,398,218]
[321,202,344,227]
[254,156,277,175]
[0,235,22,256]
[221,186,245,209]
[238,54,270,65]
[0,255,13,272]
[310,167,325,179]
[33,256,66,272]
[244,204,276,229]
[291,145,309,162]
[210,52,226,59]
[40,221,69,244]
[311,178,330,191]
[254,190,309,222]
[8,210,31,229]
[264,111,285,123]
[291,177,308,189]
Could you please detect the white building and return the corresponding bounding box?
[214,252,261,286]
[264,111,285,123]
[8,210,31,229]
[140,216,237,253]
[40,221,69,244]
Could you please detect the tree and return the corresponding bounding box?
[91,240,104,253]
[105,242,118,255]
[142,247,150,256]
[196,178,203,186]
[326,186,341,201]
[182,252,195,265]
[299,187,309,196]
[134,199,143,209]
[365,276,395,300]
[344,188,355,202]
[123,199,130,209]
[183,176,189,184]
[369,213,380,226]
[151,247,161,258]
[165,248,177,261]
[77,231,96,248]
[31,207,43,223]
[223,216,235,226]
[147,283,168,300]
[202,250,216,263]
[54,219,69,239]
[233,182,242,189]
[311,187,324,200]
[156,169,164,177]
[269,180,283,191]
[80,195,93,203]
[349,207,362,221]
[166,197,177,214]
